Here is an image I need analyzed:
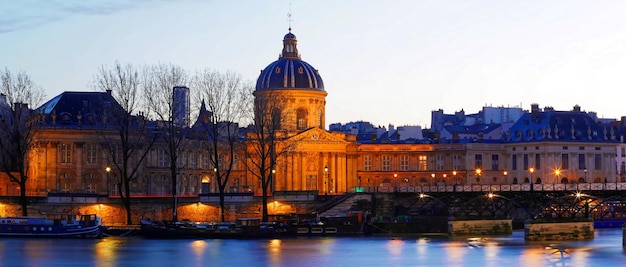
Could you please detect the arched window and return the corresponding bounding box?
[296,108,308,130]
[60,173,71,192]
[84,173,97,193]
[271,109,281,129]
[317,109,323,128]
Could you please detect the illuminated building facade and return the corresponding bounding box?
[0,29,622,198]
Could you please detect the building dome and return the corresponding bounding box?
[256,30,324,91]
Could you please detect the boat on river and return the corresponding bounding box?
[139,218,285,239]
[0,214,102,238]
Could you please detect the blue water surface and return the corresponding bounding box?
[0,229,624,267]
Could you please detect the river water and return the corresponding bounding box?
[0,228,624,267]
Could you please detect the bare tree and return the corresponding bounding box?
[245,90,294,222]
[92,62,157,224]
[0,68,45,216]
[142,63,188,222]
[192,69,253,222]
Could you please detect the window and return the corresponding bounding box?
[382,155,391,171]
[190,152,197,169]
[202,153,209,170]
[85,144,97,164]
[594,154,601,170]
[578,154,586,170]
[535,154,541,170]
[400,155,409,171]
[562,154,569,169]
[271,109,281,130]
[85,173,96,193]
[317,110,323,128]
[452,154,461,170]
[431,155,441,171]
[491,154,499,171]
[523,154,529,170]
[418,155,428,171]
[363,156,372,171]
[111,145,122,164]
[622,147,625,157]
[296,108,308,130]
[621,162,626,175]
[475,154,482,169]
[232,154,239,170]
[60,143,72,163]
[158,148,168,168]
[60,173,71,192]
[512,155,518,171]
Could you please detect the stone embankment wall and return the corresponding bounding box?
[0,198,315,225]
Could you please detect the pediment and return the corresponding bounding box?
[289,128,349,144]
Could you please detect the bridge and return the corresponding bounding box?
[348,182,626,228]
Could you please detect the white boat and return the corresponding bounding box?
[0,214,102,238]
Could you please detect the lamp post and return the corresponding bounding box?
[529,167,535,219]
[475,168,482,184]
[213,167,217,193]
[452,170,459,188]
[554,169,561,184]
[584,168,588,183]
[324,165,328,195]
[452,170,458,192]
[393,173,398,192]
[430,173,435,187]
[105,166,111,195]
[503,170,508,184]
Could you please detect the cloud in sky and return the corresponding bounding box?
[0,0,164,33]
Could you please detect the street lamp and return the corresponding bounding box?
[105,166,111,195]
[452,170,458,186]
[213,167,217,193]
[554,169,561,184]
[431,173,435,186]
[393,173,398,191]
[324,165,328,195]
[475,168,482,184]
[503,170,508,184]
[584,168,588,182]
[529,167,535,184]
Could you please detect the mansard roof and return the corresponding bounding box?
[507,109,617,143]
[35,91,125,127]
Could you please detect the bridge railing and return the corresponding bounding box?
[361,182,626,193]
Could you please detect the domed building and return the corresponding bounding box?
[254,29,327,132]
[252,29,358,195]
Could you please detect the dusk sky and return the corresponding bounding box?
[2,1,626,128]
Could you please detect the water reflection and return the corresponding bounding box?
[0,229,624,266]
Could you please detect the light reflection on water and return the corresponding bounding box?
[0,229,625,267]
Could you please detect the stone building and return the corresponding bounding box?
[0,28,623,201]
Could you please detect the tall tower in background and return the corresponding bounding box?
[173,86,190,128]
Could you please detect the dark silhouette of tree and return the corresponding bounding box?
[92,62,157,224]
[0,68,45,216]
[191,69,253,222]
[245,90,294,222]
[143,63,188,222]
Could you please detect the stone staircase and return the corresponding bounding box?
[318,193,375,217]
